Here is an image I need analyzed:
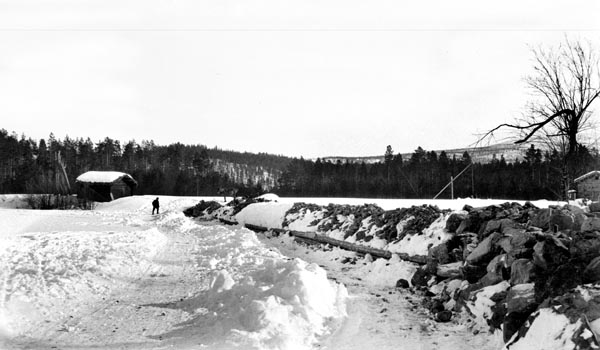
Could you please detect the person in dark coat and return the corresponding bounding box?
[152,197,160,215]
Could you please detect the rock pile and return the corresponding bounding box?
[410,202,600,348]
[283,202,446,245]
[182,200,223,218]
[183,196,600,347]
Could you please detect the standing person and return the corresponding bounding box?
[152,197,160,215]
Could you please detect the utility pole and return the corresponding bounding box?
[433,162,472,200]
[471,164,475,197]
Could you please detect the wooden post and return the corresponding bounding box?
[450,176,454,200]
[471,164,475,197]
[433,162,472,200]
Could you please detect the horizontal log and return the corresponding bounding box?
[219,218,238,225]
[244,223,427,264]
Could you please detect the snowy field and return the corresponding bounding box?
[0,195,564,349]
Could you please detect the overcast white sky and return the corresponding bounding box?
[0,1,599,158]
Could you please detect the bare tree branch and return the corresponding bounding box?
[480,38,600,199]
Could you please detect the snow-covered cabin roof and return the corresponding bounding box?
[76,171,138,186]
[574,171,600,183]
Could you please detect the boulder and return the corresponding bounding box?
[565,204,585,214]
[355,230,366,241]
[455,218,470,235]
[183,200,223,217]
[589,202,600,213]
[542,206,587,232]
[395,279,410,289]
[583,256,600,283]
[436,261,463,279]
[461,233,479,260]
[549,285,600,323]
[461,264,487,284]
[435,310,452,322]
[454,281,483,311]
[457,206,501,237]
[574,213,588,231]
[532,237,570,271]
[570,231,600,263]
[445,278,464,298]
[481,218,520,238]
[428,241,452,265]
[429,299,445,313]
[479,271,504,287]
[581,216,600,232]
[489,302,507,331]
[506,283,536,314]
[411,267,432,287]
[529,208,551,230]
[510,259,536,285]
[486,254,512,279]
[466,232,502,265]
[535,262,586,303]
[446,212,467,233]
[498,228,536,259]
[549,210,577,232]
[481,219,503,237]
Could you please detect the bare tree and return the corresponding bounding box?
[483,38,600,198]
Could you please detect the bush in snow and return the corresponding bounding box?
[25,194,92,210]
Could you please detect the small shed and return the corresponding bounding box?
[76,171,138,202]
[574,170,600,200]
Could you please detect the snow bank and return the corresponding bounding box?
[388,213,451,256]
[0,197,348,349]
[355,254,419,287]
[285,208,324,232]
[236,202,294,229]
[466,281,511,332]
[158,224,348,349]
[277,197,562,211]
[0,194,29,209]
[202,258,348,349]
[97,194,221,213]
[256,193,280,202]
[504,308,581,350]
[0,227,167,336]
[234,201,450,258]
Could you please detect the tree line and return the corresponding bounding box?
[0,130,291,196]
[2,129,599,200]
[275,145,599,200]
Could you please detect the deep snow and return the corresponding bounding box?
[0,196,346,349]
[0,195,567,349]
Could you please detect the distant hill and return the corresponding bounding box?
[203,148,293,190]
[319,142,539,164]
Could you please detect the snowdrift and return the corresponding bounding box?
[0,195,348,350]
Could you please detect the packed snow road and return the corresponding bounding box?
[0,196,501,349]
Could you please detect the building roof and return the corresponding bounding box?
[574,170,600,183]
[76,171,138,187]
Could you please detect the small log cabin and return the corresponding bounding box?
[76,171,138,202]
[574,170,600,201]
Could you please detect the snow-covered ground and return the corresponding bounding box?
[0,195,564,349]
